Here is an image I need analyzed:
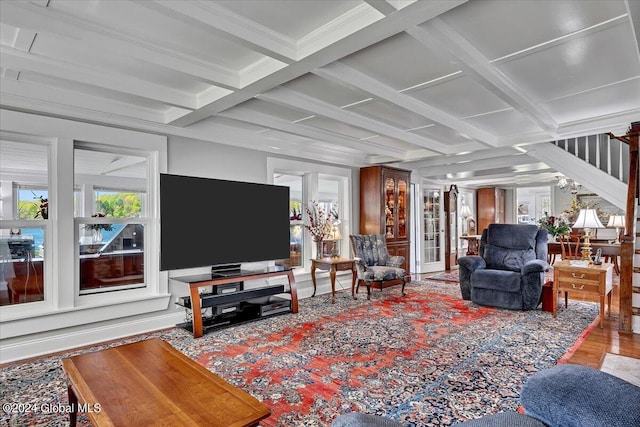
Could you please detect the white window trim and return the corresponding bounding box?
[0,110,168,340]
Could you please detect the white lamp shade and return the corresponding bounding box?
[460,205,472,218]
[573,209,604,229]
[606,214,625,228]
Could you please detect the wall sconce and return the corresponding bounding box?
[556,176,581,194]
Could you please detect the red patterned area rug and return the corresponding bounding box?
[1,281,598,427]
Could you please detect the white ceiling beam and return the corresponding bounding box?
[258,86,455,154]
[408,19,559,135]
[142,0,297,64]
[0,0,240,89]
[220,108,406,158]
[314,61,498,146]
[1,46,197,110]
[170,0,467,127]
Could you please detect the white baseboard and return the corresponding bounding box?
[0,312,184,364]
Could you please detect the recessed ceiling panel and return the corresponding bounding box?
[497,21,640,102]
[440,0,627,60]
[544,78,640,124]
[349,99,433,130]
[283,74,370,108]
[303,116,378,140]
[50,0,266,70]
[341,32,460,90]
[215,0,365,40]
[409,75,510,118]
[463,109,544,136]
[30,35,212,95]
[409,124,475,146]
[237,98,314,122]
[362,134,423,152]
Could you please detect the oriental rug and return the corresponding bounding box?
[1,280,598,427]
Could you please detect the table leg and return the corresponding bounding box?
[351,264,357,300]
[607,290,612,318]
[599,295,605,328]
[552,277,558,318]
[190,286,203,338]
[68,384,78,427]
[330,266,336,304]
[287,270,298,314]
[310,263,317,297]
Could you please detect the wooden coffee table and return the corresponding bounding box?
[61,338,270,427]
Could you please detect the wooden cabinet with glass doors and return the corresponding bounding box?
[359,166,410,274]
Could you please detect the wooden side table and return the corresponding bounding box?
[460,235,481,255]
[552,260,613,328]
[310,257,357,304]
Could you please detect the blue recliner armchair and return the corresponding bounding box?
[457,224,548,310]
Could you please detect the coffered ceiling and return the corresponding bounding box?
[1,0,639,187]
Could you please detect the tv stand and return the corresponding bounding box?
[172,266,297,338]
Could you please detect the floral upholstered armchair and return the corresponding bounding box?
[349,234,406,299]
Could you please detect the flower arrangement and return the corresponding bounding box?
[538,212,571,238]
[84,213,113,232]
[304,201,338,242]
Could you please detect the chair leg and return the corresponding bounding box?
[564,291,568,308]
[401,279,406,296]
[366,284,371,300]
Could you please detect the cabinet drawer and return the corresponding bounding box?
[557,269,601,283]
[557,280,600,294]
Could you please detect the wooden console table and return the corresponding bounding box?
[173,267,297,338]
[460,234,481,255]
[61,338,270,427]
[310,257,357,304]
[552,260,613,328]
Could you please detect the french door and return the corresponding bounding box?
[416,185,445,273]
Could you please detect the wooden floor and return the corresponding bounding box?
[416,273,640,369]
[562,281,640,369]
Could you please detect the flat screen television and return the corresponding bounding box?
[160,174,290,271]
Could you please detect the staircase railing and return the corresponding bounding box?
[607,122,638,333]
[551,133,630,184]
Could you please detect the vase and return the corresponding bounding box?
[314,240,323,259]
[92,230,103,243]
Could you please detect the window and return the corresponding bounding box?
[274,174,304,268]
[269,158,351,271]
[0,140,49,306]
[75,147,148,295]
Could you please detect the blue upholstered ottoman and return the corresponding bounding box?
[521,364,640,427]
[331,411,544,427]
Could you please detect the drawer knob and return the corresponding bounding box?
[571,283,585,290]
[571,273,585,279]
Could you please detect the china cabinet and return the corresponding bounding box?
[359,166,410,273]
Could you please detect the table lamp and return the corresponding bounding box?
[606,214,625,244]
[460,204,472,235]
[324,222,342,257]
[572,208,604,261]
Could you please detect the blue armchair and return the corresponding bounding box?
[458,224,548,310]
[349,234,406,299]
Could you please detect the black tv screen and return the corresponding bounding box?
[160,174,290,271]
